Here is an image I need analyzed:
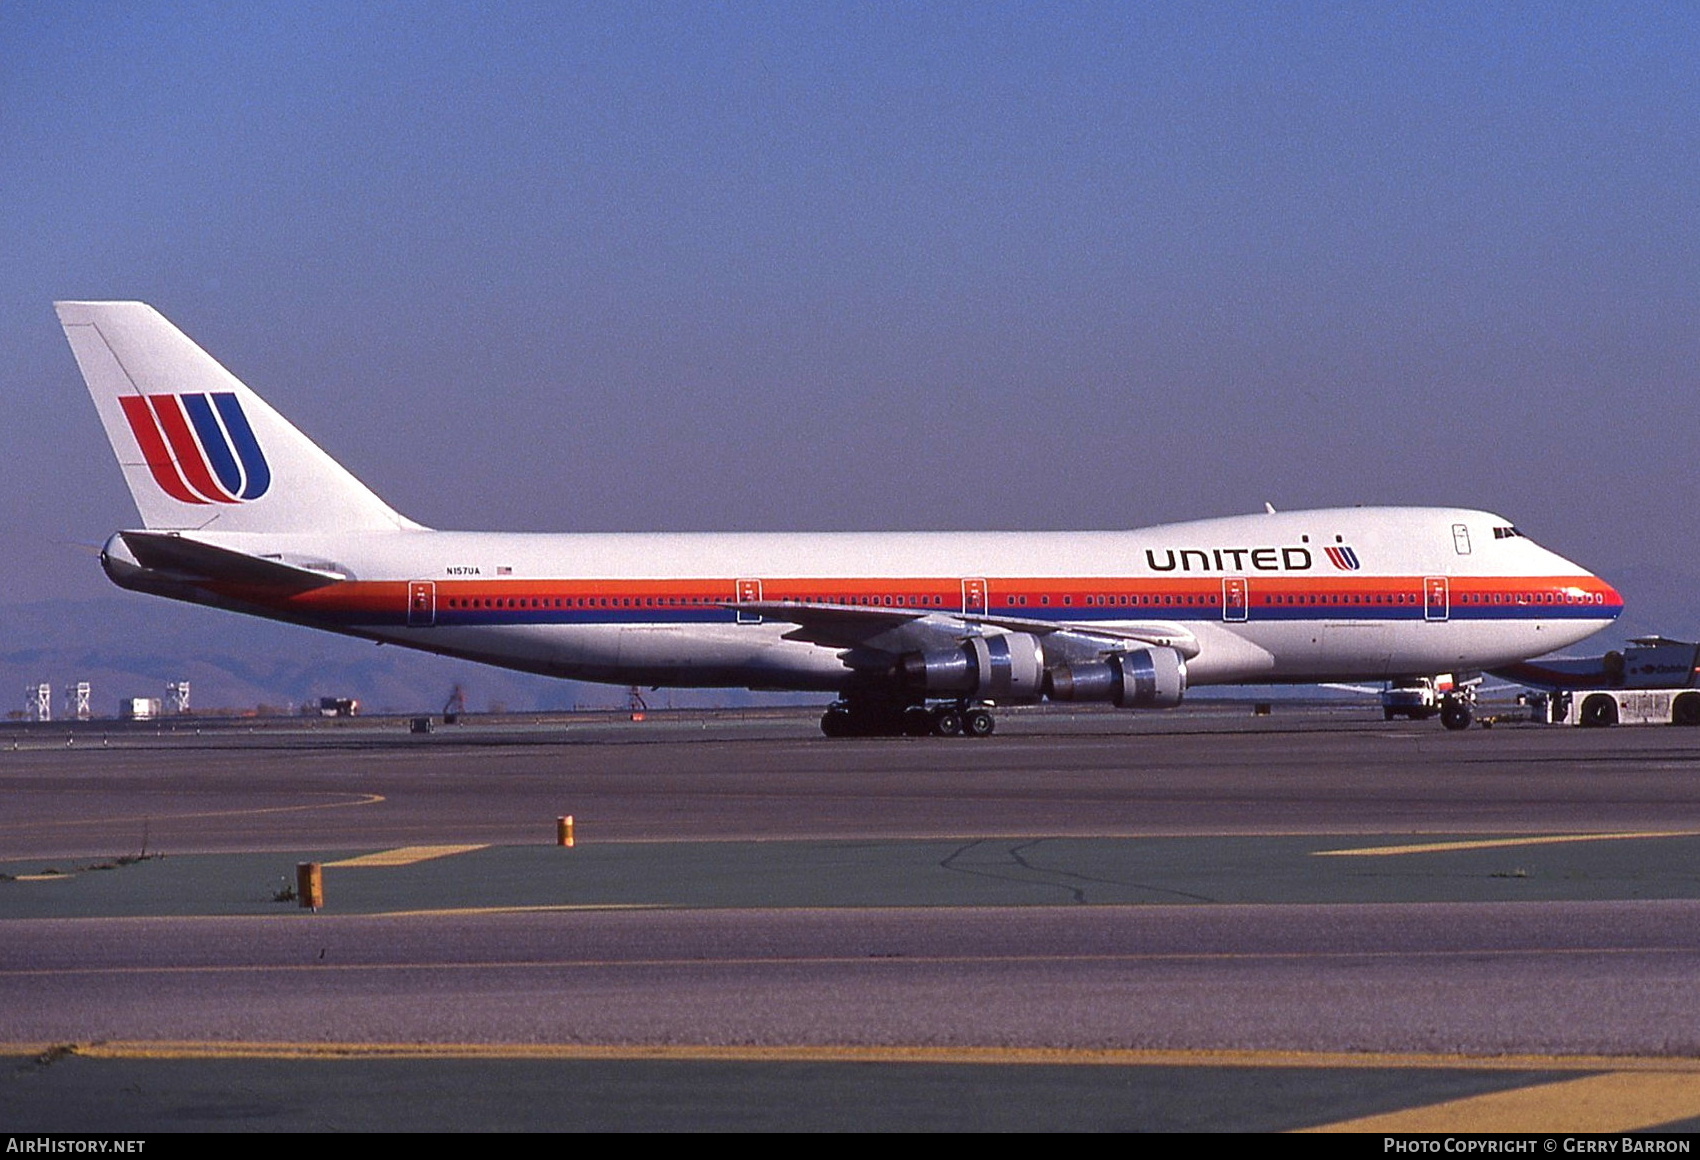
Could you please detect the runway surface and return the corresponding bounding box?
[4,707,1700,1131]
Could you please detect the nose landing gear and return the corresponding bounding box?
[1439,689,1477,731]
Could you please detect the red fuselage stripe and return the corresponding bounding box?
[255,575,1622,620]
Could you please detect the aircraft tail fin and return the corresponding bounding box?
[55,301,422,534]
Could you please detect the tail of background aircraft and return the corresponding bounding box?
[55,301,421,535]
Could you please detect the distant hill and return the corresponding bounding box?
[0,597,776,718]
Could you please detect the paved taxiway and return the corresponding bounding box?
[5,707,1700,1130]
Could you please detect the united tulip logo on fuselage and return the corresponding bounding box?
[120,392,271,504]
[1145,545,1362,572]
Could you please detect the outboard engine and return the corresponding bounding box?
[899,633,1046,702]
[1045,646,1188,708]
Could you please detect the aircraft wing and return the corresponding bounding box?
[115,530,346,592]
[731,600,1199,660]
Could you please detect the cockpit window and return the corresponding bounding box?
[1493,526,1523,540]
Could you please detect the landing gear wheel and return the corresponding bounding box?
[902,706,934,736]
[1440,700,1473,731]
[963,708,995,737]
[931,707,964,737]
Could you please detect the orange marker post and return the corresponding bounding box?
[296,862,323,910]
[557,815,575,848]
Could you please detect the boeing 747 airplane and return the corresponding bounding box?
[57,301,1622,736]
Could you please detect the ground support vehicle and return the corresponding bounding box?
[1497,638,1700,727]
[1380,674,1480,730]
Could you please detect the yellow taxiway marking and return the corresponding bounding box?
[1316,830,1700,857]
[0,792,386,833]
[1299,1071,1700,1133]
[325,844,488,868]
[372,903,661,917]
[4,1042,1700,1075]
[11,874,75,882]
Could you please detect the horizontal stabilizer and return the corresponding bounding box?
[116,530,346,591]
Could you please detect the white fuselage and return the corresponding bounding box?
[106,506,1621,693]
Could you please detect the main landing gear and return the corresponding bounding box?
[820,698,996,738]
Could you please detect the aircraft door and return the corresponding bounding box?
[736,578,763,624]
[962,578,987,615]
[1222,577,1248,622]
[1425,576,1449,622]
[407,581,436,627]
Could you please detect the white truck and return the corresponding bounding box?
[1380,675,1452,721]
[1497,637,1700,727]
[1378,673,1484,730]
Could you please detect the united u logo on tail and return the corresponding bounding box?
[1325,545,1361,570]
[119,391,271,504]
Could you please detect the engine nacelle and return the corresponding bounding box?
[898,633,1046,702]
[1045,646,1188,708]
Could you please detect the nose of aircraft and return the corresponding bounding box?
[1599,575,1625,618]
[1562,565,1623,638]
[1522,532,1623,640]
[1565,552,1623,619]
[1530,533,1622,620]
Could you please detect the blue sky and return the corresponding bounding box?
[3,2,1697,607]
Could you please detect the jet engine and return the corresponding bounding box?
[1044,646,1188,708]
[898,633,1046,701]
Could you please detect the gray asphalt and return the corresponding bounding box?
[5,902,1700,1056]
[9,706,1700,856]
[5,707,1700,1131]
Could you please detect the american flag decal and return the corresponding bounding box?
[1325,546,1361,571]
